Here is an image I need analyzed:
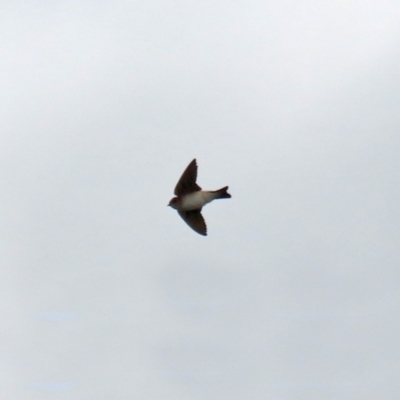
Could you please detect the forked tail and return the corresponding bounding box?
[212,186,231,199]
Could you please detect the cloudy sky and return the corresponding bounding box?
[1,1,400,399]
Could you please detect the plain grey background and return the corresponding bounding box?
[1,1,400,399]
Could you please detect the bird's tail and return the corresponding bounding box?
[212,186,231,199]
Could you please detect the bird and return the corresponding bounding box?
[168,159,231,236]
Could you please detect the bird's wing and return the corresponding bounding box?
[174,159,202,196]
[178,209,207,236]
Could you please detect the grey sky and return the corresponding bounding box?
[1,1,400,399]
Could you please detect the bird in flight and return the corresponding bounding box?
[168,159,231,236]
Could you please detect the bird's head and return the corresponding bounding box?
[168,197,179,209]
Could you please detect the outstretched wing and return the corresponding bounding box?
[174,159,202,196]
[178,209,207,236]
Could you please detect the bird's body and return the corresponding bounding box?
[169,190,221,211]
[168,159,231,236]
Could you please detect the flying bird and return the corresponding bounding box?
[168,159,231,236]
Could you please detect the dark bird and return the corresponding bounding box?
[168,159,231,236]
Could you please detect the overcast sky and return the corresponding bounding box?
[1,1,400,399]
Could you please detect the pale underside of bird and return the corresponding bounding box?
[168,159,231,236]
